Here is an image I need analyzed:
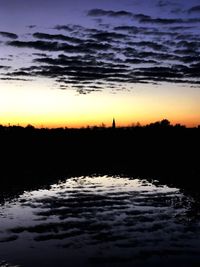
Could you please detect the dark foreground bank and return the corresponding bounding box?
[0,123,200,267]
[0,122,199,195]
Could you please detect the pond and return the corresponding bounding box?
[0,175,200,267]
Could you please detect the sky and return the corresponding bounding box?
[0,0,200,127]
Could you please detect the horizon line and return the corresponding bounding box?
[1,119,200,129]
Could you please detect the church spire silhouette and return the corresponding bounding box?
[112,118,116,129]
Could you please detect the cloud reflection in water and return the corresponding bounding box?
[0,176,200,267]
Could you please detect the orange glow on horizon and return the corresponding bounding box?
[0,81,199,128]
[1,115,199,129]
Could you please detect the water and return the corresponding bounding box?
[0,175,200,267]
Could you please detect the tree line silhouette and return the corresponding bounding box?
[0,119,199,197]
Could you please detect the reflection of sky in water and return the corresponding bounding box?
[0,176,200,267]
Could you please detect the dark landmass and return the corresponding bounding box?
[0,119,199,201]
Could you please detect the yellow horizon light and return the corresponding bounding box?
[0,81,199,128]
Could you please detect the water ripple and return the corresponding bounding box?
[0,176,199,267]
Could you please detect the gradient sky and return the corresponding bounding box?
[0,0,200,127]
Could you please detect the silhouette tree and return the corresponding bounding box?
[160,119,170,127]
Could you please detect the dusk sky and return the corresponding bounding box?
[0,0,200,127]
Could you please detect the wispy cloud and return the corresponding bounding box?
[1,6,200,93]
[87,9,133,18]
[0,31,18,39]
[188,5,200,13]
[33,32,83,44]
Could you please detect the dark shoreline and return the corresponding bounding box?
[0,124,200,267]
[0,123,199,201]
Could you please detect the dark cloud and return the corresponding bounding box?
[87,9,200,25]
[87,9,133,18]
[125,58,157,64]
[0,31,18,39]
[5,46,200,91]
[34,60,129,78]
[114,25,140,33]
[143,30,178,37]
[6,71,31,76]
[8,40,66,51]
[90,31,127,41]
[133,66,183,79]
[3,7,200,93]
[97,52,123,63]
[188,5,200,13]
[139,17,182,24]
[27,25,36,29]
[127,41,167,51]
[98,23,110,29]
[0,57,12,61]
[171,8,183,14]
[136,16,200,24]
[168,26,194,31]
[4,53,132,93]
[0,77,31,81]
[93,18,103,24]
[7,40,111,53]
[54,25,74,31]
[157,0,180,8]
[33,55,90,66]
[174,48,198,56]
[33,32,83,44]
[179,55,200,64]
[114,25,178,38]
[32,53,48,57]
[175,33,200,41]
[157,0,171,7]
[123,49,179,62]
[0,65,11,70]
[188,18,200,23]
[34,54,128,70]
[82,41,111,51]
[133,14,151,20]
[176,40,200,50]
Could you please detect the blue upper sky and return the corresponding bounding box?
[0,0,200,94]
